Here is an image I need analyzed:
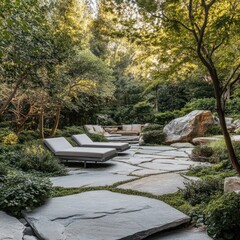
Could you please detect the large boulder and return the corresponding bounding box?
[163,110,214,143]
[224,176,240,193]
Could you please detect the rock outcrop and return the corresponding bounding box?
[163,110,214,143]
[224,176,240,193]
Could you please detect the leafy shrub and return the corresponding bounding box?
[57,126,85,137]
[187,161,235,179]
[184,98,215,112]
[0,144,23,166]
[206,192,240,240]
[209,140,240,164]
[225,98,240,115]
[88,133,108,142]
[96,114,117,126]
[19,145,67,175]
[191,145,213,162]
[154,111,177,125]
[0,162,9,179]
[18,130,39,143]
[0,171,52,216]
[142,130,166,145]
[142,124,163,132]
[204,125,222,136]
[179,178,223,206]
[2,132,18,145]
[0,128,11,142]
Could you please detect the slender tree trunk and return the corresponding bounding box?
[155,86,159,112]
[49,106,61,137]
[0,77,25,117]
[39,108,45,139]
[215,94,240,174]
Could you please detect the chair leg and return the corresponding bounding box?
[84,161,87,168]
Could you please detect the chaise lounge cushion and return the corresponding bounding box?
[72,134,130,152]
[43,137,117,161]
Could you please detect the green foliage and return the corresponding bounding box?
[154,111,178,125]
[184,98,216,112]
[0,144,23,166]
[2,132,18,145]
[0,171,52,217]
[225,98,240,116]
[88,133,108,142]
[179,178,223,206]
[142,124,163,132]
[0,162,9,179]
[191,145,214,162]
[57,126,85,137]
[187,161,236,180]
[18,130,39,144]
[206,192,240,240]
[209,140,240,164]
[142,130,166,145]
[18,145,67,176]
[204,125,222,136]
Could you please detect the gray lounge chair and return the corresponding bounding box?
[72,134,130,152]
[43,137,117,168]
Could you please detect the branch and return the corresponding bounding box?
[223,64,240,91]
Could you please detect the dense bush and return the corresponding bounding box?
[184,98,215,112]
[179,178,223,206]
[225,98,240,116]
[19,145,67,175]
[142,130,166,145]
[0,144,22,166]
[154,111,178,125]
[57,126,85,137]
[18,130,39,143]
[191,145,214,162]
[204,125,222,136]
[88,133,108,142]
[206,192,240,240]
[209,140,240,164]
[2,132,18,145]
[142,124,163,132]
[0,171,52,216]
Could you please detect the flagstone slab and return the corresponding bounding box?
[170,142,194,148]
[51,171,137,188]
[158,151,189,157]
[24,190,190,240]
[136,146,177,151]
[116,156,154,165]
[131,169,167,177]
[0,211,25,240]
[139,162,191,171]
[148,227,212,239]
[118,173,190,195]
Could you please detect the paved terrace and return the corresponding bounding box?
[2,143,212,240]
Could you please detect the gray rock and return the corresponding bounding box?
[131,169,167,177]
[51,171,137,188]
[118,173,190,195]
[139,162,191,171]
[224,176,240,193]
[24,191,190,240]
[23,236,39,240]
[163,110,214,143]
[170,142,194,148]
[25,216,66,240]
[148,227,212,240]
[0,211,25,240]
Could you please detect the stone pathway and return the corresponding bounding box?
[1,144,212,240]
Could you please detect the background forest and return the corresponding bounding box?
[0,0,240,139]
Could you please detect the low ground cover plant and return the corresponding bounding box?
[206,192,240,240]
[141,124,166,145]
[0,171,53,217]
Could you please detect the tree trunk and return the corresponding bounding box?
[215,94,240,174]
[155,86,159,112]
[0,77,25,117]
[49,106,61,137]
[39,108,45,139]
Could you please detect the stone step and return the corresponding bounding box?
[24,190,190,240]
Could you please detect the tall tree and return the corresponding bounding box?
[111,0,240,174]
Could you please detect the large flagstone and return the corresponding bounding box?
[24,190,190,240]
[51,171,137,188]
[118,173,190,195]
[0,211,25,240]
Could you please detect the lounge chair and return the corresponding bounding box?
[43,137,117,168]
[72,134,130,152]
[84,125,121,137]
